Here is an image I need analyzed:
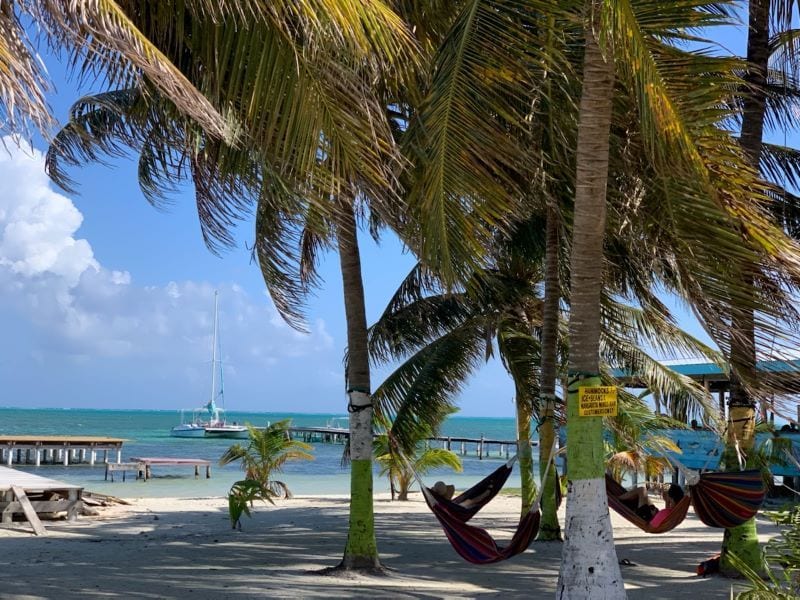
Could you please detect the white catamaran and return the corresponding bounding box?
[171,291,248,439]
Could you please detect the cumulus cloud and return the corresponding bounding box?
[0,140,335,377]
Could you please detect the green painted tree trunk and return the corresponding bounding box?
[556,4,624,598]
[720,0,769,577]
[515,388,535,518]
[336,202,381,571]
[537,207,562,541]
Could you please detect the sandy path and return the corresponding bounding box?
[0,493,781,599]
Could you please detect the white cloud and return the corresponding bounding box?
[0,139,335,375]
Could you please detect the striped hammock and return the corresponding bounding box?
[690,469,765,528]
[422,485,540,564]
[605,476,692,534]
[425,459,514,523]
[606,470,766,533]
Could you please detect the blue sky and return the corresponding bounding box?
[1,43,522,417]
[0,13,754,418]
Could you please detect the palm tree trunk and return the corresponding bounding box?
[721,0,769,575]
[515,384,535,519]
[537,206,562,541]
[556,3,624,598]
[336,202,381,571]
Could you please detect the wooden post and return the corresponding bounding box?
[90,450,96,466]
[2,490,13,523]
[62,447,69,466]
[11,486,47,536]
[34,449,40,467]
[103,450,109,463]
[446,437,451,451]
[206,465,211,479]
[116,449,122,464]
[461,441,466,455]
[478,435,484,460]
[67,489,81,521]
[4,448,10,466]
[194,464,200,478]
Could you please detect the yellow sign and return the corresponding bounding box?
[578,386,618,417]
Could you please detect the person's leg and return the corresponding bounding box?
[619,486,648,507]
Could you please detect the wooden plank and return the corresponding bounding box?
[0,500,78,512]
[0,466,83,492]
[11,486,46,536]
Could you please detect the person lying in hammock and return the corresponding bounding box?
[618,483,685,527]
[431,481,456,500]
[431,480,494,508]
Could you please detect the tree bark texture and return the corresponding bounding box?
[722,0,769,575]
[538,207,562,541]
[515,385,535,519]
[336,203,380,571]
[557,3,624,597]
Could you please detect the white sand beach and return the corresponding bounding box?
[0,492,782,599]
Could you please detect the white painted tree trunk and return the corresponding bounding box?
[557,479,625,599]
[349,391,372,461]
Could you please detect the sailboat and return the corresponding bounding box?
[170,291,249,439]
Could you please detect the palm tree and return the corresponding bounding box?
[368,243,544,520]
[0,1,228,140]
[374,433,462,501]
[45,1,420,573]
[720,0,800,574]
[220,420,314,528]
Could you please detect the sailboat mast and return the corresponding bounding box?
[210,290,218,407]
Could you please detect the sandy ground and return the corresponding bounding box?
[0,492,783,599]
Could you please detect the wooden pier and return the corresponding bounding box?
[0,466,83,535]
[0,436,125,467]
[129,457,211,481]
[287,427,532,460]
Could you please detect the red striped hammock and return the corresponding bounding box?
[422,486,540,564]
[425,459,514,523]
[605,469,766,533]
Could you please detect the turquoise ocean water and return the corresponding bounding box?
[0,408,534,499]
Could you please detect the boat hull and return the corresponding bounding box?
[204,426,249,439]
[170,425,207,438]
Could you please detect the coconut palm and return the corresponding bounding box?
[220,420,313,528]
[45,1,420,573]
[0,1,229,140]
[400,0,800,594]
[368,226,723,518]
[719,0,800,574]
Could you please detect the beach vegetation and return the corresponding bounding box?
[732,506,800,599]
[374,433,462,501]
[220,420,313,529]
